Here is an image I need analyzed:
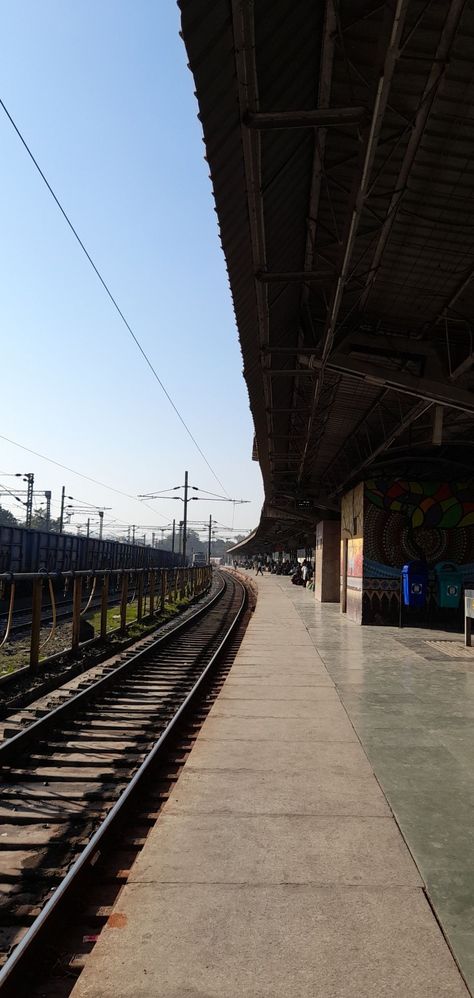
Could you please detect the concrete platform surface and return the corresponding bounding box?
[71,573,471,998]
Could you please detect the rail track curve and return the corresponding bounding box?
[0,569,247,996]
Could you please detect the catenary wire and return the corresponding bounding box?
[0,96,230,498]
[0,483,27,511]
[0,432,170,522]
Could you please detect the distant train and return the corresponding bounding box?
[192,551,207,567]
[0,523,180,574]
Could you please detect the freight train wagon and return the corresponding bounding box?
[0,525,179,573]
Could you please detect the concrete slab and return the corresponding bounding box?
[230,661,330,675]
[221,678,335,692]
[234,652,322,664]
[208,697,348,718]
[228,671,333,685]
[164,768,391,816]
[187,737,375,776]
[129,813,422,887]
[194,714,359,742]
[218,682,340,699]
[72,884,469,998]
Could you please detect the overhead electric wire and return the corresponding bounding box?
[192,487,230,498]
[0,483,27,511]
[193,487,250,502]
[0,97,230,498]
[0,431,170,522]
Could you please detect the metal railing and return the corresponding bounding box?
[0,566,212,672]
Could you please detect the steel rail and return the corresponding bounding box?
[0,571,247,994]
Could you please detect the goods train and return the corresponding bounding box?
[0,524,180,574]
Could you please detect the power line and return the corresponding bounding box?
[0,97,230,498]
[0,431,169,521]
[192,487,247,501]
[0,484,26,511]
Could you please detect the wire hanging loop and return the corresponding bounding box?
[127,574,136,606]
[0,580,16,649]
[80,576,97,617]
[39,578,57,650]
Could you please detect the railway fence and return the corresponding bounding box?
[0,566,212,672]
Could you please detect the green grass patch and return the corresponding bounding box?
[86,595,192,637]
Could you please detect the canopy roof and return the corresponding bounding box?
[180,0,474,545]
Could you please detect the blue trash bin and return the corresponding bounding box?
[402,561,429,608]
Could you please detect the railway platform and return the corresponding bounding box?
[71,572,473,997]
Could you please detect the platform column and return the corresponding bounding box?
[340,483,364,623]
[315,520,340,603]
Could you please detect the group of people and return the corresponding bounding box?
[253,558,295,576]
[232,556,315,589]
[244,556,314,588]
[291,559,314,588]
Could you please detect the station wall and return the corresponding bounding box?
[341,479,474,624]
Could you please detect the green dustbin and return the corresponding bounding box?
[434,562,462,609]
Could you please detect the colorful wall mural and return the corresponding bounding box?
[363,479,474,624]
[365,480,474,531]
[347,536,363,578]
[339,480,474,625]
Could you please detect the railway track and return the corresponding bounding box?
[0,569,247,996]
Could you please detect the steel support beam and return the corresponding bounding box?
[245,107,365,129]
[262,334,440,358]
[329,399,432,496]
[432,405,444,445]
[231,0,273,486]
[451,352,474,380]
[256,270,334,284]
[265,352,474,412]
[360,0,467,307]
[297,0,411,482]
[318,352,474,413]
[324,339,474,494]
[265,369,315,376]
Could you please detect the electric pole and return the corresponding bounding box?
[99,510,104,540]
[182,470,188,566]
[208,514,212,565]
[44,491,52,532]
[25,473,34,528]
[171,519,175,555]
[59,485,66,533]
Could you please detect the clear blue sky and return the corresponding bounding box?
[0,1,263,542]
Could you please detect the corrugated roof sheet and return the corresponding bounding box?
[180,0,474,543]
